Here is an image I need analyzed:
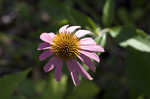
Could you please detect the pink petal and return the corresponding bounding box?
[79,50,100,62]
[54,58,63,81]
[43,64,54,72]
[66,60,76,72]
[59,24,69,33]
[43,57,57,72]
[75,30,91,38]
[40,32,55,43]
[80,45,104,52]
[77,54,96,72]
[71,60,93,80]
[37,42,50,50]
[71,72,80,86]
[67,60,80,85]
[79,37,96,45]
[39,50,53,61]
[66,26,80,33]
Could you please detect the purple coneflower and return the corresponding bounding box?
[37,25,104,86]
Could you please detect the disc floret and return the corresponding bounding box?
[51,33,80,59]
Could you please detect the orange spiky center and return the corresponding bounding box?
[51,33,80,59]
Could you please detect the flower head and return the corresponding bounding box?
[37,25,104,86]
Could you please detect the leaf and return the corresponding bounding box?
[109,25,136,42]
[102,0,115,26]
[110,26,150,52]
[111,25,136,43]
[0,69,30,99]
[121,35,150,52]
[95,32,107,49]
[95,28,109,47]
[66,81,100,99]
[42,75,67,99]
[109,26,121,38]
[19,80,35,97]
[136,29,147,37]
[126,47,150,97]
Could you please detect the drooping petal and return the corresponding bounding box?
[43,57,57,72]
[71,60,93,80]
[66,60,75,72]
[40,32,55,43]
[59,24,69,33]
[37,42,50,50]
[79,37,96,45]
[54,58,63,81]
[39,50,53,61]
[43,56,61,72]
[80,45,104,52]
[77,54,96,72]
[67,60,80,85]
[71,72,80,86]
[79,50,100,62]
[66,26,80,33]
[43,64,54,72]
[75,30,91,38]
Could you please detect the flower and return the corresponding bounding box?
[37,25,104,86]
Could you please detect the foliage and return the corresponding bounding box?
[0,69,30,99]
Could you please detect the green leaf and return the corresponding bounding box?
[109,26,121,38]
[110,26,150,52]
[95,28,109,47]
[126,48,150,97]
[136,29,147,37]
[19,80,35,97]
[109,26,136,42]
[110,25,136,43]
[0,69,31,99]
[42,75,67,99]
[95,32,107,48]
[137,95,144,99]
[102,0,115,26]
[66,81,100,99]
[121,35,150,52]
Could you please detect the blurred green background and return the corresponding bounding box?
[0,0,150,99]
